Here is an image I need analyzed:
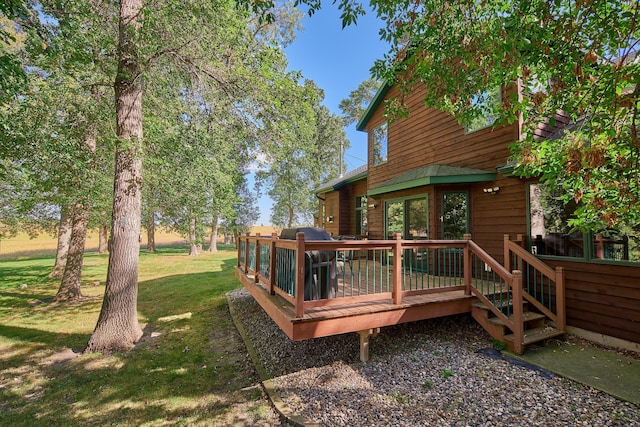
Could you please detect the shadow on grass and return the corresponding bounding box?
[0,323,89,351]
[0,250,267,426]
[0,263,56,287]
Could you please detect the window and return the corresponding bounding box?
[465,87,501,133]
[354,195,368,236]
[385,195,428,239]
[371,122,388,166]
[528,182,639,263]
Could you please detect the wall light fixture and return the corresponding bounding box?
[483,187,500,194]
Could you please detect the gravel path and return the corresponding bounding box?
[228,289,640,426]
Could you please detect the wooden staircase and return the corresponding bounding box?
[472,300,564,353]
[466,235,566,354]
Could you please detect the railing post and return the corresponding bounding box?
[237,235,242,268]
[269,232,277,295]
[393,233,402,305]
[244,232,250,273]
[555,266,566,330]
[295,232,305,318]
[254,233,261,283]
[503,234,511,272]
[463,234,471,295]
[512,270,524,355]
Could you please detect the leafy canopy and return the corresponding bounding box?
[242,0,640,232]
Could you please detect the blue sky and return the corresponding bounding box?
[253,4,389,225]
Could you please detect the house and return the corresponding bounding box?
[315,80,640,351]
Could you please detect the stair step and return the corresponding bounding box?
[504,326,565,345]
[487,311,546,326]
[473,300,514,310]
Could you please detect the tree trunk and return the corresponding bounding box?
[207,214,218,253]
[98,223,109,254]
[146,212,155,252]
[55,91,99,301]
[55,202,89,301]
[85,0,144,353]
[188,217,199,256]
[49,205,73,278]
[288,205,294,227]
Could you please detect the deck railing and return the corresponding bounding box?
[236,232,565,354]
[237,232,504,316]
[504,234,566,331]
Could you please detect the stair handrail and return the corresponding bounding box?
[504,235,566,330]
[466,240,522,346]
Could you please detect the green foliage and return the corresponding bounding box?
[256,77,347,226]
[492,339,506,351]
[441,368,454,378]
[0,246,269,425]
[339,78,382,126]
[364,0,640,232]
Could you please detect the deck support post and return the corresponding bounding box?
[358,328,380,363]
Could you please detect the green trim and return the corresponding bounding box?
[333,170,368,190]
[356,82,391,132]
[369,164,496,196]
[315,165,368,193]
[497,162,516,177]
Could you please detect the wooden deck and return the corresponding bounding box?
[235,233,566,358]
[235,268,475,341]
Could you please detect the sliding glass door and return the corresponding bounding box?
[385,196,429,239]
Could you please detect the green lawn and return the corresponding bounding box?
[0,245,272,426]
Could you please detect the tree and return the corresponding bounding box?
[248,0,640,233]
[0,4,28,101]
[85,0,145,351]
[369,0,639,233]
[49,205,72,278]
[339,78,381,126]
[257,77,346,226]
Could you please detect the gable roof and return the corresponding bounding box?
[315,164,368,194]
[368,164,496,196]
[356,82,391,132]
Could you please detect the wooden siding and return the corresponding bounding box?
[365,84,519,191]
[544,260,640,344]
[323,191,340,236]
[314,79,640,347]
[318,178,368,237]
[338,179,368,236]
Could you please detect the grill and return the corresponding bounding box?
[280,227,337,300]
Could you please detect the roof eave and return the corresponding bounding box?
[356,81,392,132]
[368,172,497,196]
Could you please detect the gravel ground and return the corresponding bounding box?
[229,288,640,426]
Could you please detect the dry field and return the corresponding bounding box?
[0,229,186,259]
[0,226,280,259]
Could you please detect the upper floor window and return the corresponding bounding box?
[465,87,501,133]
[371,122,388,166]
